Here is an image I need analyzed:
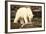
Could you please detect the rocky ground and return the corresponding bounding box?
[10,5,42,29]
[11,17,42,29]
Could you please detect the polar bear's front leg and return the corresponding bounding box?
[28,16,33,24]
[29,17,32,22]
[24,16,28,24]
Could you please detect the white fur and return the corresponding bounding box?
[14,7,33,27]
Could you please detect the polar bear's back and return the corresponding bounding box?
[16,7,28,17]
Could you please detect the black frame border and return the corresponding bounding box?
[5,1,45,33]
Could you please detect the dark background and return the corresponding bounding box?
[10,5,42,29]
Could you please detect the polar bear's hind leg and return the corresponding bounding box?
[14,16,20,23]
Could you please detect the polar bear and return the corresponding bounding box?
[14,7,33,27]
